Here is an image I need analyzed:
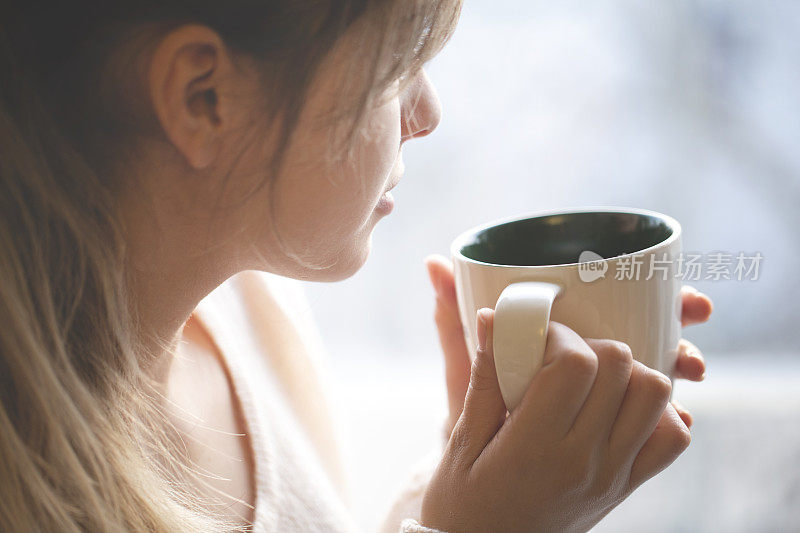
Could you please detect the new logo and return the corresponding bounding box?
[578,250,607,282]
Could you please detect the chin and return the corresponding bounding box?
[303,234,373,283]
[253,219,377,283]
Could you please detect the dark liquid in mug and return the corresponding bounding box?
[459,212,673,267]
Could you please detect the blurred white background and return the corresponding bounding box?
[297,1,800,531]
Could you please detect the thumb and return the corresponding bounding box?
[448,308,508,464]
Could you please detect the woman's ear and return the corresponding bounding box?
[147,24,234,170]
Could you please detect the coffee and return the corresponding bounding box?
[459,211,674,267]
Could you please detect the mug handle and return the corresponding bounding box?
[493,281,562,411]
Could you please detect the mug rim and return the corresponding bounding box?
[450,206,682,269]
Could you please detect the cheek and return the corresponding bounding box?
[267,97,401,267]
[347,97,402,207]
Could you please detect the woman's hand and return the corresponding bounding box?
[420,310,693,533]
[423,254,712,439]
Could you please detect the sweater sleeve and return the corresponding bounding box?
[378,421,450,533]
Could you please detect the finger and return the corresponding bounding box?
[628,402,691,491]
[680,285,713,327]
[672,400,693,428]
[673,339,706,381]
[570,338,634,440]
[448,308,507,466]
[426,255,471,431]
[609,360,673,458]
[511,322,599,441]
[425,254,459,309]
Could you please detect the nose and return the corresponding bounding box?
[400,69,442,142]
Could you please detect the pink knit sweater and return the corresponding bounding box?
[191,270,444,533]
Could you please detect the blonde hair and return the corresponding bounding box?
[0,1,461,531]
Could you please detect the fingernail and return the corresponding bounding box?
[477,310,488,352]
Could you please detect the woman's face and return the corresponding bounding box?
[130,21,442,284]
[256,62,442,281]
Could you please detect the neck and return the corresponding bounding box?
[127,259,234,389]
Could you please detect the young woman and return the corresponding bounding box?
[0,1,712,531]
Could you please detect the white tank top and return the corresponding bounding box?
[191,270,355,532]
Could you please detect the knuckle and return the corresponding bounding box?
[666,418,692,452]
[468,355,493,392]
[445,424,478,472]
[598,340,634,368]
[546,322,574,348]
[610,340,634,363]
[447,420,471,455]
[559,347,598,378]
[643,369,673,401]
[546,321,569,338]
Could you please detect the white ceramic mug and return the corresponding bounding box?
[451,207,682,411]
